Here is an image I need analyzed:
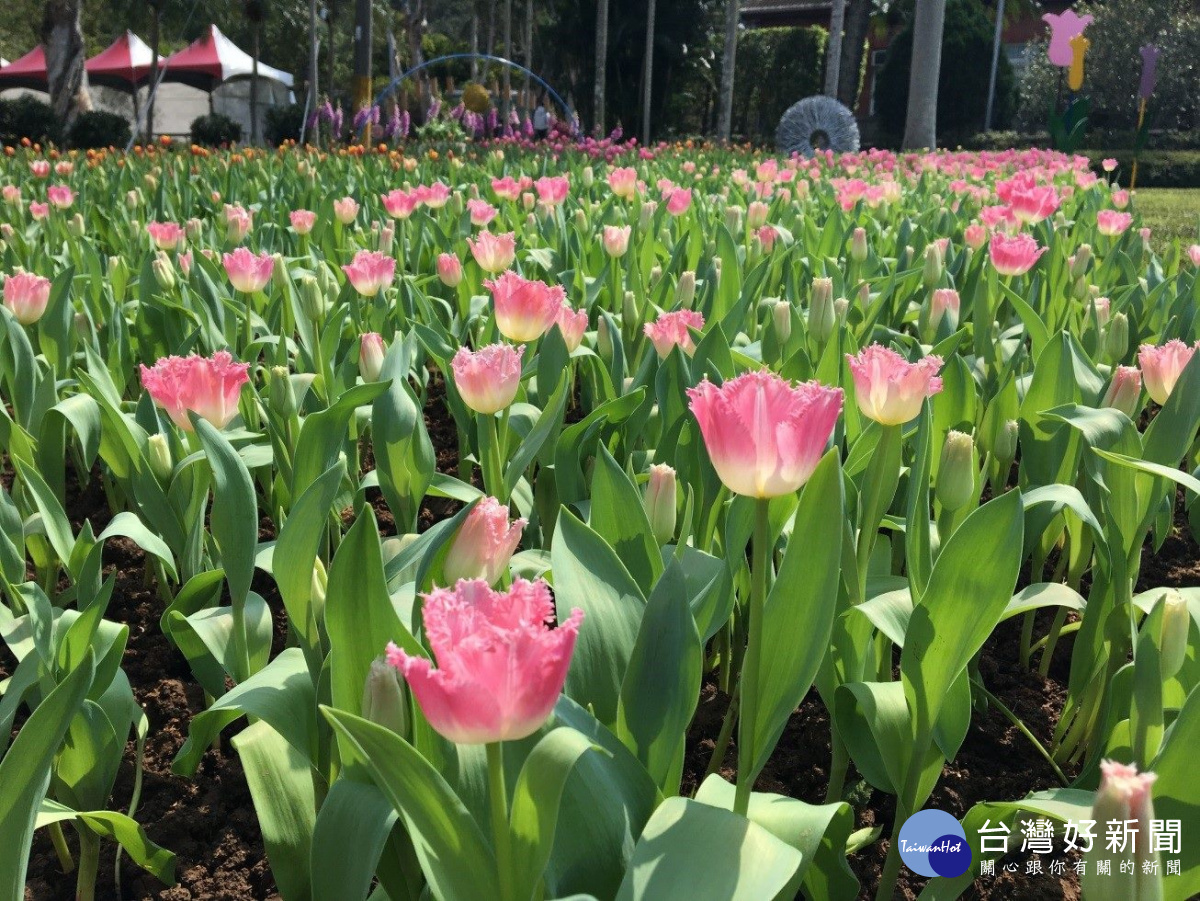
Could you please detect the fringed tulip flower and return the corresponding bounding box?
[342,250,396,297]
[687,371,843,498]
[29,202,49,221]
[1083,761,1159,901]
[452,343,524,414]
[1097,210,1133,237]
[1092,296,1111,326]
[1008,185,1060,224]
[989,232,1046,277]
[224,204,253,242]
[608,167,638,199]
[485,271,565,342]
[443,497,527,586]
[289,209,317,234]
[381,188,420,219]
[535,176,570,205]
[437,253,463,287]
[223,247,275,294]
[1102,365,1142,417]
[47,185,74,209]
[467,199,498,227]
[140,351,251,431]
[147,221,185,250]
[468,231,517,273]
[1189,244,1200,268]
[645,309,705,359]
[555,304,588,352]
[666,187,693,215]
[29,160,50,178]
[384,578,583,744]
[963,223,988,250]
[359,333,386,382]
[1138,339,1197,404]
[603,225,631,258]
[3,271,52,325]
[333,197,359,224]
[848,345,944,426]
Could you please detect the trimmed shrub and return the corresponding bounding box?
[264,103,304,146]
[731,26,828,142]
[190,113,243,147]
[67,110,132,149]
[875,0,1016,140]
[0,95,63,146]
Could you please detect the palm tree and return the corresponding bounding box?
[824,0,846,96]
[41,0,91,128]
[901,0,945,149]
[244,0,269,144]
[717,0,739,142]
[642,0,656,143]
[593,0,608,135]
[308,0,319,142]
[837,0,870,108]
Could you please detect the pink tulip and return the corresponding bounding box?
[602,224,631,258]
[1092,296,1111,326]
[1138,339,1198,404]
[608,167,638,200]
[1112,189,1130,209]
[342,250,397,297]
[360,333,387,382]
[1188,244,1200,268]
[139,351,250,432]
[55,161,73,177]
[468,199,498,227]
[688,371,843,498]
[746,201,769,229]
[333,197,359,224]
[452,343,525,414]
[644,309,705,359]
[1102,365,1142,417]
[443,497,527,586]
[1097,210,1133,237]
[222,247,275,294]
[555,304,588,352]
[989,233,1046,277]
[147,221,185,251]
[224,204,253,242]
[535,176,570,206]
[929,288,961,331]
[485,271,565,342]
[468,231,517,274]
[29,160,50,178]
[418,182,451,209]
[3,271,52,325]
[963,223,988,250]
[1008,185,1059,224]
[179,251,193,277]
[1102,158,1118,172]
[385,578,583,744]
[29,202,49,221]
[47,185,74,209]
[381,189,420,220]
[847,345,944,426]
[2,185,20,204]
[437,253,463,287]
[757,225,777,253]
[491,176,522,202]
[666,188,693,216]
[290,209,317,234]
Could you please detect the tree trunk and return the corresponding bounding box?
[251,22,261,144]
[523,0,532,116]
[901,0,946,150]
[147,3,160,141]
[824,0,845,97]
[837,0,870,109]
[717,0,739,142]
[308,0,319,142]
[642,0,656,143]
[327,12,336,104]
[502,0,512,126]
[41,0,91,130]
[593,0,608,135]
[471,7,479,80]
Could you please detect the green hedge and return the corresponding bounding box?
[732,26,827,143]
[1083,151,1200,189]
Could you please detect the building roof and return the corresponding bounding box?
[741,0,833,28]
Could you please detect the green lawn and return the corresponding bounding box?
[1135,188,1200,252]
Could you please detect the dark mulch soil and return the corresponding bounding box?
[10,395,1200,900]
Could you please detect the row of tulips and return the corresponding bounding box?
[0,138,1198,901]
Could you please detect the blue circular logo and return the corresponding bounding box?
[898,809,972,878]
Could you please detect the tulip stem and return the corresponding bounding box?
[480,413,506,503]
[734,498,770,817]
[76,828,99,901]
[49,821,75,873]
[486,741,515,901]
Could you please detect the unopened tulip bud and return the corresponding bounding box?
[582,166,594,188]
[67,214,85,237]
[643,464,677,544]
[851,227,868,263]
[1072,244,1093,279]
[185,218,203,243]
[269,366,297,419]
[1072,276,1090,301]
[573,209,587,232]
[1105,312,1129,360]
[359,333,386,383]
[437,253,463,287]
[126,189,140,208]
[676,271,696,308]
[362,656,410,737]
[151,251,175,290]
[623,290,638,326]
[833,297,849,326]
[995,419,1019,464]
[597,317,613,361]
[525,213,537,231]
[1159,589,1189,680]
[772,300,792,343]
[378,223,395,254]
[1101,365,1141,417]
[147,433,173,482]
[448,193,464,218]
[650,265,663,287]
[1084,761,1160,901]
[809,277,835,343]
[921,288,960,340]
[900,245,914,269]
[271,253,289,294]
[298,275,324,322]
[937,431,976,512]
[73,312,89,338]
[521,192,535,211]
[746,201,769,229]
[725,206,743,234]
[603,225,631,258]
[640,201,657,230]
[922,243,943,288]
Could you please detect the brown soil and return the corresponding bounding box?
[12,399,1200,900]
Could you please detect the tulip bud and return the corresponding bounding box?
[1153,588,1190,680]
[522,191,536,211]
[582,165,594,188]
[360,333,387,383]
[448,192,464,218]
[725,206,743,234]
[1104,312,1129,361]
[936,431,976,512]
[921,288,960,341]
[809,277,834,343]
[271,253,289,294]
[378,223,395,254]
[1072,244,1093,279]
[573,209,587,233]
[126,189,140,209]
[298,275,325,322]
[772,300,792,343]
[597,317,613,361]
[73,312,90,338]
[650,265,663,287]
[623,290,638,327]
[675,271,696,308]
[746,201,769,229]
[269,365,297,419]
[1101,365,1142,417]
[643,464,677,544]
[922,243,943,288]
[833,297,849,326]
[437,253,463,287]
[1083,761,1160,901]
[362,656,410,737]
[525,213,537,231]
[640,201,657,231]
[310,557,328,620]
[850,227,868,263]
[994,418,1019,465]
[147,434,173,483]
[151,251,175,291]
[67,213,85,237]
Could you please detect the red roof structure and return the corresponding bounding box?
[85,31,157,90]
[0,46,47,91]
[158,25,293,93]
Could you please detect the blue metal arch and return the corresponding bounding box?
[372,53,578,137]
